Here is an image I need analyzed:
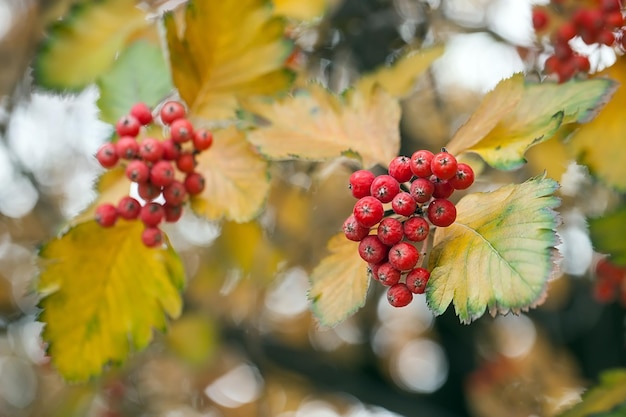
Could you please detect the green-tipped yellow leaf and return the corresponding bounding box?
[427,177,561,323]
[589,207,626,266]
[309,233,370,327]
[557,369,626,417]
[38,220,185,381]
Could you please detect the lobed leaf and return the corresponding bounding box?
[556,369,626,417]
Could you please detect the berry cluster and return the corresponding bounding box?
[343,149,474,308]
[533,0,625,82]
[593,257,626,306]
[94,101,212,247]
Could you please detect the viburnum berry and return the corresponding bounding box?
[95,203,118,227]
[139,138,164,162]
[184,172,205,195]
[370,174,400,203]
[117,196,141,220]
[427,198,457,227]
[387,283,413,307]
[125,160,150,183]
[343,214,371,242]
[170,118,194,143]
[116,136,139,159]
[388,156,413,183]
[162,139,181,161]
[140,202,165,227]
[115,115,141,137]
[406,267,430,294]
[431,177,454,199]
[376,262,402,286]
[410,150,434,178]
[150,160,176,187]
[96,143,119,168]
[449,163,475,190]
[353,196,384,228]
[142,227,164,248]
[403,216,430,242]
[349,170,376,199]
[391,192,417,217]
[532,8,549,31]
[163,180,187,206]
[410,177,435,203]
[130,102,153,125]
[388,242,419,271]
[164,203,183,223]
[431,150,458,181]
[377,217,404,246]
[137,182,162,201]
[358,235,389,264]
[176,152,197,174]
[160,101,186,125]
[193,129,214,151]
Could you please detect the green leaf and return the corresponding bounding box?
[589,207,626,266]
[309,233,370,327]
[96,40,173,124]
[427,177,561,324]
[34,0,148,91]
[38,220,185,382]
[557,369,626,417]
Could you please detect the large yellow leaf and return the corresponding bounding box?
[38,220,185,381]
[242,84,401,168]
[309,233,370,327]
[164,0,293,120]
[190,126,271,222]
[273,0,329,19]
[427,177,561,324]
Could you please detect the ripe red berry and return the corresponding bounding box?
[555,23,577,43]
[431,151,458,180]
[544,55,560,74]
[140,202,165,227]
[184,172,205,195]
[142,227,164,248]
[427,198,457,227]
[164,203,183,223]
[163,180,187,206]
[115,136,139,160]
[115,115,141,137]
[160,101,186,125]
[403,216,430,241]
[391,192,417,217]
[410,150,434,178]
[410,177,435,203]
[596,258,626,285]
[150,160,175,187]
[358,235,389,264]
[137,182,162,201]
[377,217,404,246]
[139,138,164,162]
[170,118,194,143]
[96,143,119,168]
[130,102,153,125]
[95,203,118,227]
[604,11,624,28]
[388,156,413,183]
[349,170,376,199]
[388,241,419,271]
[193,129,214,151]
[117,196,141,220]
[532,8,549,31]
[125,160,150,183]
[353,196,385,228]
[162,139,181,161]
[406,267,430,294]
[387,283,413,307]
[376,262,402,286]
[370,174,400,203]
[343,214,371,241]
[597,29,616,46]
[431,178,454,199]
[368,262,383,281]
[449,163,475,190]
[176,152,197,174]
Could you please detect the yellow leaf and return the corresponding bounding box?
[427,177,561,324]
[164,0,293,120]
[74,167,130,225]
[273,0,329,19]
[557,369,626,417]
[242,84,401,168]
[166,314,218,365]
[309,233,370,327]
[190,126,271,222]
[38,220,185,381]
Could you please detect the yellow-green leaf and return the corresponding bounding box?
[190,126,271,222]
[34,0,148,90]
[589,207,626,266]
[427,177,561,324]
[242,83,401,168]
[309,233,370,327]
[557,369,626,417]
[38,220,185,381]
[164,0,293,120]
[273,0,330,19]
[446,73,617,170]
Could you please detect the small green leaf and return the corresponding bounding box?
[96,40,173,124]
[589,207,626,266]
[557,369,626,417]
[427,177,561,323]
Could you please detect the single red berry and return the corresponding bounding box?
[142,227,164,248]
[130,102,153,125]
[557,59,577,83]
[388,156,413,183]
[388,241,419,271]
[170,118,194,143]
[115,136,139,159]
[115,115,141,137]
[377,217,404,246]
[353,196,385,228]
[343,214,371,241]
[410,150,434,178]
[368,262,383,281]
[431,151,458,180]
[376,262,402,286]
[163,180,187,206]
[96,143,119,168]
[163,203,183,223]
[138,138,164,162]
[427,198,457,227]
[406,267,430,294]
[140,202,165,227]
[370,174,400,203]
[554,40,573,60]
[137,182,162,201]
[160,101,186,125]
[358,235,389,264]
[184,172,205,195]
[176,152,197,174]
[125,160,150,183]
[410,177,435,203]
[95,203,118,227]
[162,139,181,161]
[391,192,417,217]
[597,29,616,46]
[193,129,214,151]
[117,196,141,220]
[532,8,549,31]
[449,163,475,190]
[604,11,624,28]
[544,55,560,74]
[403,216,430,242]
[555,23,577,43]
[150,160,175,187]
[600,0,621,13]
[349,170,376,199]
[431,177,455,199]
[387,283,413,307]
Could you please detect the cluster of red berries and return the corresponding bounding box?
[94,101,212,247]
[533,0,625,82]
[343,149,474,308]
[593,257,626,306]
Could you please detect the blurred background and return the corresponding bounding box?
[0,0,625,416]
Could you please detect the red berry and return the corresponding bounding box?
[163,180,187,206]
[600,0,621,13]
[388,156,413,183]
[343,214,371,241]
[140,202,165,227]
[115,115,141,137]
[358,235,389,264]
[431,151,458,180]
[370,174,400,203]
[117,196,141,220]
[137,182,162,201]
[427,199,457,227]
[377,217,404,246]
[544,55,560,74]
[138,138,164,162]
[130,102,153,125]
[162,139,181,161]
[176,152,197,174]
[349,170,376,199]
[557,59,577,83]
[388,242,419,271]
[96,143,119,168]
[163,204,183,223]
[431,177,454,199]
[410,177,435,203]
[391,192,417,217]
[160,101,186,125]
[125,160,150,183]
[555,23,577,43]
[554,40,573,60]
[410,150,434,178]
[150,160,175,187]
[376,262,402,286]
[170,118,194,143]
[596,258,626,284]
[353,196,385,228]
[406,267,430,294]
[115,136,139,159]
[532,8,549,31]
[184,172,205,195]
[387,283,413,307]
[403,216,430,242]
[95,203,118,227]
[604,11,624,28]
[368,262,383,281]
[142,227,164,248]
[193,129,214,151]
[597,29,616,45]
[449,163,475,190]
